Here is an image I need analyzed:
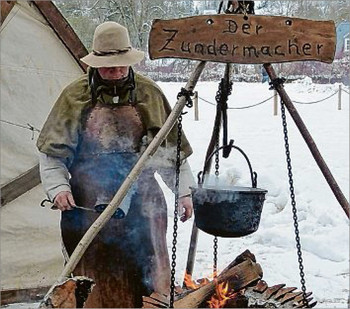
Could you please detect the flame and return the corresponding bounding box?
[183,272,210,290]
[184,272,242,308]
[207,281,230,308]
[208,281,240,308]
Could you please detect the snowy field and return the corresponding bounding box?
[3,78,348,309]
[158,77,349,308]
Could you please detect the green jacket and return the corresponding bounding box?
[37,72,192,166]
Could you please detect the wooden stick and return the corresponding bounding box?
[264,63,349,219]
[194,91,199,121]
[40,61,207,304]
[274,89,278,116]
[1,164,40,207]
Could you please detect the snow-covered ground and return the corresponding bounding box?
[3,78,348,309]
[158,77,349,308]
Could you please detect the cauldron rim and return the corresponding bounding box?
[190,185,268,194]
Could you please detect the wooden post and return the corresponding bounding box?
[194,91,199,121]
[274,89,278,116]
[40,61,207,305]
[264,63,349,219]
[184,221,199,280]
[338,84,342,110]
[0,164,40,206]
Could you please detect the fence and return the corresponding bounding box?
[1,86,349,131]
[192,84,349,120]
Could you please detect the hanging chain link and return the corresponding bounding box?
[170,89,194,308]
[214,138,220,177]
[169,113,183,308]
[214,78,223,177]
[280,99,309,308]
[213,236,218,278]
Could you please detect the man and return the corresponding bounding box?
[37,21,194,308]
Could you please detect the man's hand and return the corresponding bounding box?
[179,196,193,222]
[54,191,76,211]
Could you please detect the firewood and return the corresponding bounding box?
[174,259,262,308]
[150,292,169,304]
[39,276,94,308]
[294,292,312,302]
[221,249,256,274]
[142,251,317,308]
[252,280,268,293]
[245,284,316,308]
[280,291,302,304]
[142,302,163,308]
[142,295,168,308]
[274,287,297,300]
[262,283,285,299]
[295,298,317,308]
[223,293,248,308]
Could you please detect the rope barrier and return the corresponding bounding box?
[291,90,339,104]
[198,94,275,109]
[343,89,350,95]
[198,88,348,109]
[229,95,275,110]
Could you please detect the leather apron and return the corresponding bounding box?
[61,101,170,308]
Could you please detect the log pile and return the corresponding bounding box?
[39,250,316,308]
[142,250,317,308]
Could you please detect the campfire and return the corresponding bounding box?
[142,250,317,308]
[40,250,316,308]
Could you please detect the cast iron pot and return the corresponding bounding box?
[191,143,267,238]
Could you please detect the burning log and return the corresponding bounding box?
[174,258,262,308]
[143,250,262,308]
[143,250,317,308]
[39,276,94,308]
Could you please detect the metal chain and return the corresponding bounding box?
[214,78,223,177]
[170,89,194,307]
[214,138,220,177]
[213,134,219,277]
[213,236,218,278]
[280,99,309,308]
[169,114,183,308]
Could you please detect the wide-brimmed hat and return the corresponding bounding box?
[80,22,144,68]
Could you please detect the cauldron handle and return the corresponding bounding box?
[198,139,258,188]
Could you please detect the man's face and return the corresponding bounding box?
[98,66,129,80]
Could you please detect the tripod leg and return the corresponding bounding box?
[264,63,349,219]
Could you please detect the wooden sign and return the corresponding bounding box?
[149,15,336,64]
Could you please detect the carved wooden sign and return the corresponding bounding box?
[149,15,336,64]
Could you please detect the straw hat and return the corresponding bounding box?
[80,22,144,68]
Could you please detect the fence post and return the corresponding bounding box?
[194,91,199,121]
[274,89,278,115]
[338,84,342,110]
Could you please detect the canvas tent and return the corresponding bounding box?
[0,1,88,304]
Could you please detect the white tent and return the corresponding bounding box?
[0,1,87,304]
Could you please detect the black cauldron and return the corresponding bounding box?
[191,144,267,238]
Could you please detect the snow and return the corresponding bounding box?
[157,78,349,308]
[3,78,348,309]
